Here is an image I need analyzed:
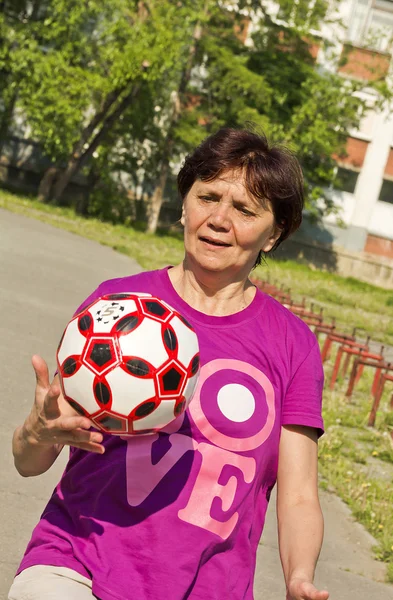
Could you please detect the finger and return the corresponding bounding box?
[70,428,104,445]
[68,441,105,454]
[32,355,50,390]
[300,583,329,600]
[315,592,329,600]
[43,383,62,419]
[45,421,104,447]
[52,419,105,447]
[56,415,98,433]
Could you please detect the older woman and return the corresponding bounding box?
[10,128,329,600]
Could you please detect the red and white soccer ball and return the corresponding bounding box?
[56,292,200,435]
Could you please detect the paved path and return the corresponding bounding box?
[1,208,393,599]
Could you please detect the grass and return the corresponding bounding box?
[319,355,393,580]
[254,260,393,348]
[2,188,393,582]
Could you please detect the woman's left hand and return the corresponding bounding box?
[286,577,329,600]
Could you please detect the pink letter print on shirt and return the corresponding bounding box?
[123,359,275,539]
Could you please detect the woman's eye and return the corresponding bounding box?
[239,207,254,216]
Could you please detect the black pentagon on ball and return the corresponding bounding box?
[98,415,123,431]
[126,359,150,377]
[164,327,177,351]
[174,400,185,416]
[190,354,200,376]
[79,314,92,331]
[133,428,154,435]
[67,399,85,415]
[90,343,112,367]
[94,381,111,405]
[145,301,167,317]
[63,357,77,375]
[162,367,182,392]
[116,315,139,333]
[135,401,156,417]
[179,314,194,330]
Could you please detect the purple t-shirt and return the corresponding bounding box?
[18,267,324,600]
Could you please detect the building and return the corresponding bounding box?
[302,0,393,262]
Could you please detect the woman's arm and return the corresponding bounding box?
[276,424,329,600]
[13,355,105,477]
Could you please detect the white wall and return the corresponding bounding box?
[369,200,393,239]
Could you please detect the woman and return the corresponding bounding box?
[10,128,329,600]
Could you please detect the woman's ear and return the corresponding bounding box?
[261,225,282,253]
[180,204,186,226]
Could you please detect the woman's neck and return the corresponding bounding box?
[168,262,256,316]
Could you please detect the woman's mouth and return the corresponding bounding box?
[199,237,231,247]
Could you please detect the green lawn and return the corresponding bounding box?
[319,356,393,581]
[254,260,393,349]
[2,188,393,581]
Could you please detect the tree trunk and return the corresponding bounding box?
[52,83,141,203]
[146,157,171,233]
[37,166,60,202]
[69,88,124,163]
[36,88,123,203]
[76,163,101,216]
[31,0,43,20]
[146,20,202,234]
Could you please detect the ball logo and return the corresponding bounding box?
[124,359,276,539]
[95,302,125,324]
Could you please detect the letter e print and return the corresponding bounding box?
[178,359,275,539]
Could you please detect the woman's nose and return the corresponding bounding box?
[207,203,231,230]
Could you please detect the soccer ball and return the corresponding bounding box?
[56,292,200,435]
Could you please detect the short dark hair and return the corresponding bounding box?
[177,127,304,265]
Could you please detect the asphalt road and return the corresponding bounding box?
[1,207,393,600]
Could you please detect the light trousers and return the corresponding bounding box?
[8,565,97,600]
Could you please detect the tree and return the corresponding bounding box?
[145,1,274,233]
[143,0,352,233]
[24,0,203,204]
[3,0,390,230]
[169,0,373,220]
[145,4,206,234]
[0,0,49,156]
[246,0,367,216]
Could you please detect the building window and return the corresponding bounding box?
[348,0,393,52]
[334,166,359,194]
[378,179,393,204]
[332,136,369,193]
[348,0,371,45]
[379,146,393,203]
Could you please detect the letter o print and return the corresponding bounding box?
[187,359,275,452]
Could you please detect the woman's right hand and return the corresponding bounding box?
[23,355,105,454]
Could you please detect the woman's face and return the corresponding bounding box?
[181,170,280,279]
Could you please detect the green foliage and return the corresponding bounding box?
[2,0,201,162]
[276,0,329,31]
[1,0,391,224]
